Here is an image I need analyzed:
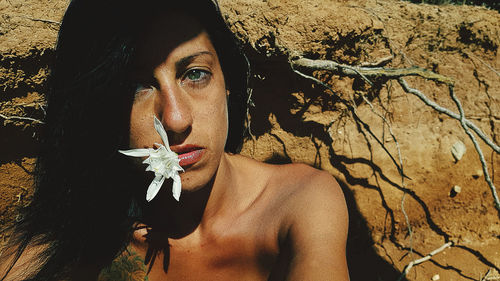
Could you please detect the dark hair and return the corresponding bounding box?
[1,0,248,280]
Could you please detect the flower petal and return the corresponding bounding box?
[119,117,184,202]
[154,116,170,147]
[146,175,166,202]
[172,173,182,201]
[119,149,150,157]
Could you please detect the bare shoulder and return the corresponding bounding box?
[229,155,346,216]
[267,162,346,211]
[261,162,350,280]
[269,162,348,234]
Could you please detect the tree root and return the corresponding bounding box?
[292,57,455,86]
[0,113,44,124]
[397,242,453,281]
[291,57,500,217]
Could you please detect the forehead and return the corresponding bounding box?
[132,11,215,69]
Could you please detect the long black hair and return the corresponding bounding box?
[1,0,249,280]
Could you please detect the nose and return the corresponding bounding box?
[155,82,193,143]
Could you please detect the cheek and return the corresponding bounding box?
[129,101,155,148]
[201,94,229,146]
[216,97,229,141]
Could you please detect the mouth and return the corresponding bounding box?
[171,145,205,167]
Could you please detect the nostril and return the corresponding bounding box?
[160,111,192,134]
[156,89,193,134]
[166,126,192,146]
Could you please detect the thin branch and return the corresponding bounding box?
[293,57,499,153]
[0,113,44,124]
[481,269,492,281]
[481,268,500,281]
[401,193,413,257]
[398,79,499,154]
[360,94,414,256]
[397,242,453,281]
[22,16,61,25]
[467,52,500,77]
[292,56,500,217]
[401,70,500,212]
[360,95,404,178]
[291,67,408,179]
[292,57,454,85]
[448,86,500,214]
[245,88,256,141]
[292,68,332,90]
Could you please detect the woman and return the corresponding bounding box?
[0,0,349,280]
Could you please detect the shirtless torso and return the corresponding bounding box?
[1,5,350,280]
[118,154,349,281]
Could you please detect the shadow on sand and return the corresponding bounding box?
[248,49,498,280]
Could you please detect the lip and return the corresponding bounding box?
[171,145,205,167]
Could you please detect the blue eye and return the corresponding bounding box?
[184,69,211,83]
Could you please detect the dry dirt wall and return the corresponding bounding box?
[1,0,499,280]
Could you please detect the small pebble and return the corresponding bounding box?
[451,141,466,162]
[431,274,440,281]
[472,169,483,179]
[450,185,461,197]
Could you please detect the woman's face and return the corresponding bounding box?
[129,11,228,194]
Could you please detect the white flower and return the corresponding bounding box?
[119,116,184,202]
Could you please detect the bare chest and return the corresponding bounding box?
[139,215,282,281]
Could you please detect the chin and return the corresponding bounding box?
[182,148,223,187]
[179,169,216,195]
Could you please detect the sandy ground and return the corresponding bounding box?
[1,0,499,280]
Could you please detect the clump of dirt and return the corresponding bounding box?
[1,0,499,280]
[0,0,65,54]
[0,158,35,245]
[0,92,45,127]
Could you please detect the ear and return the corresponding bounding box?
[226,90,230,97]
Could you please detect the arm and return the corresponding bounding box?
[284,171,349,281]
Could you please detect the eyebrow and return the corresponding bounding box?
[175,51,213,72]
